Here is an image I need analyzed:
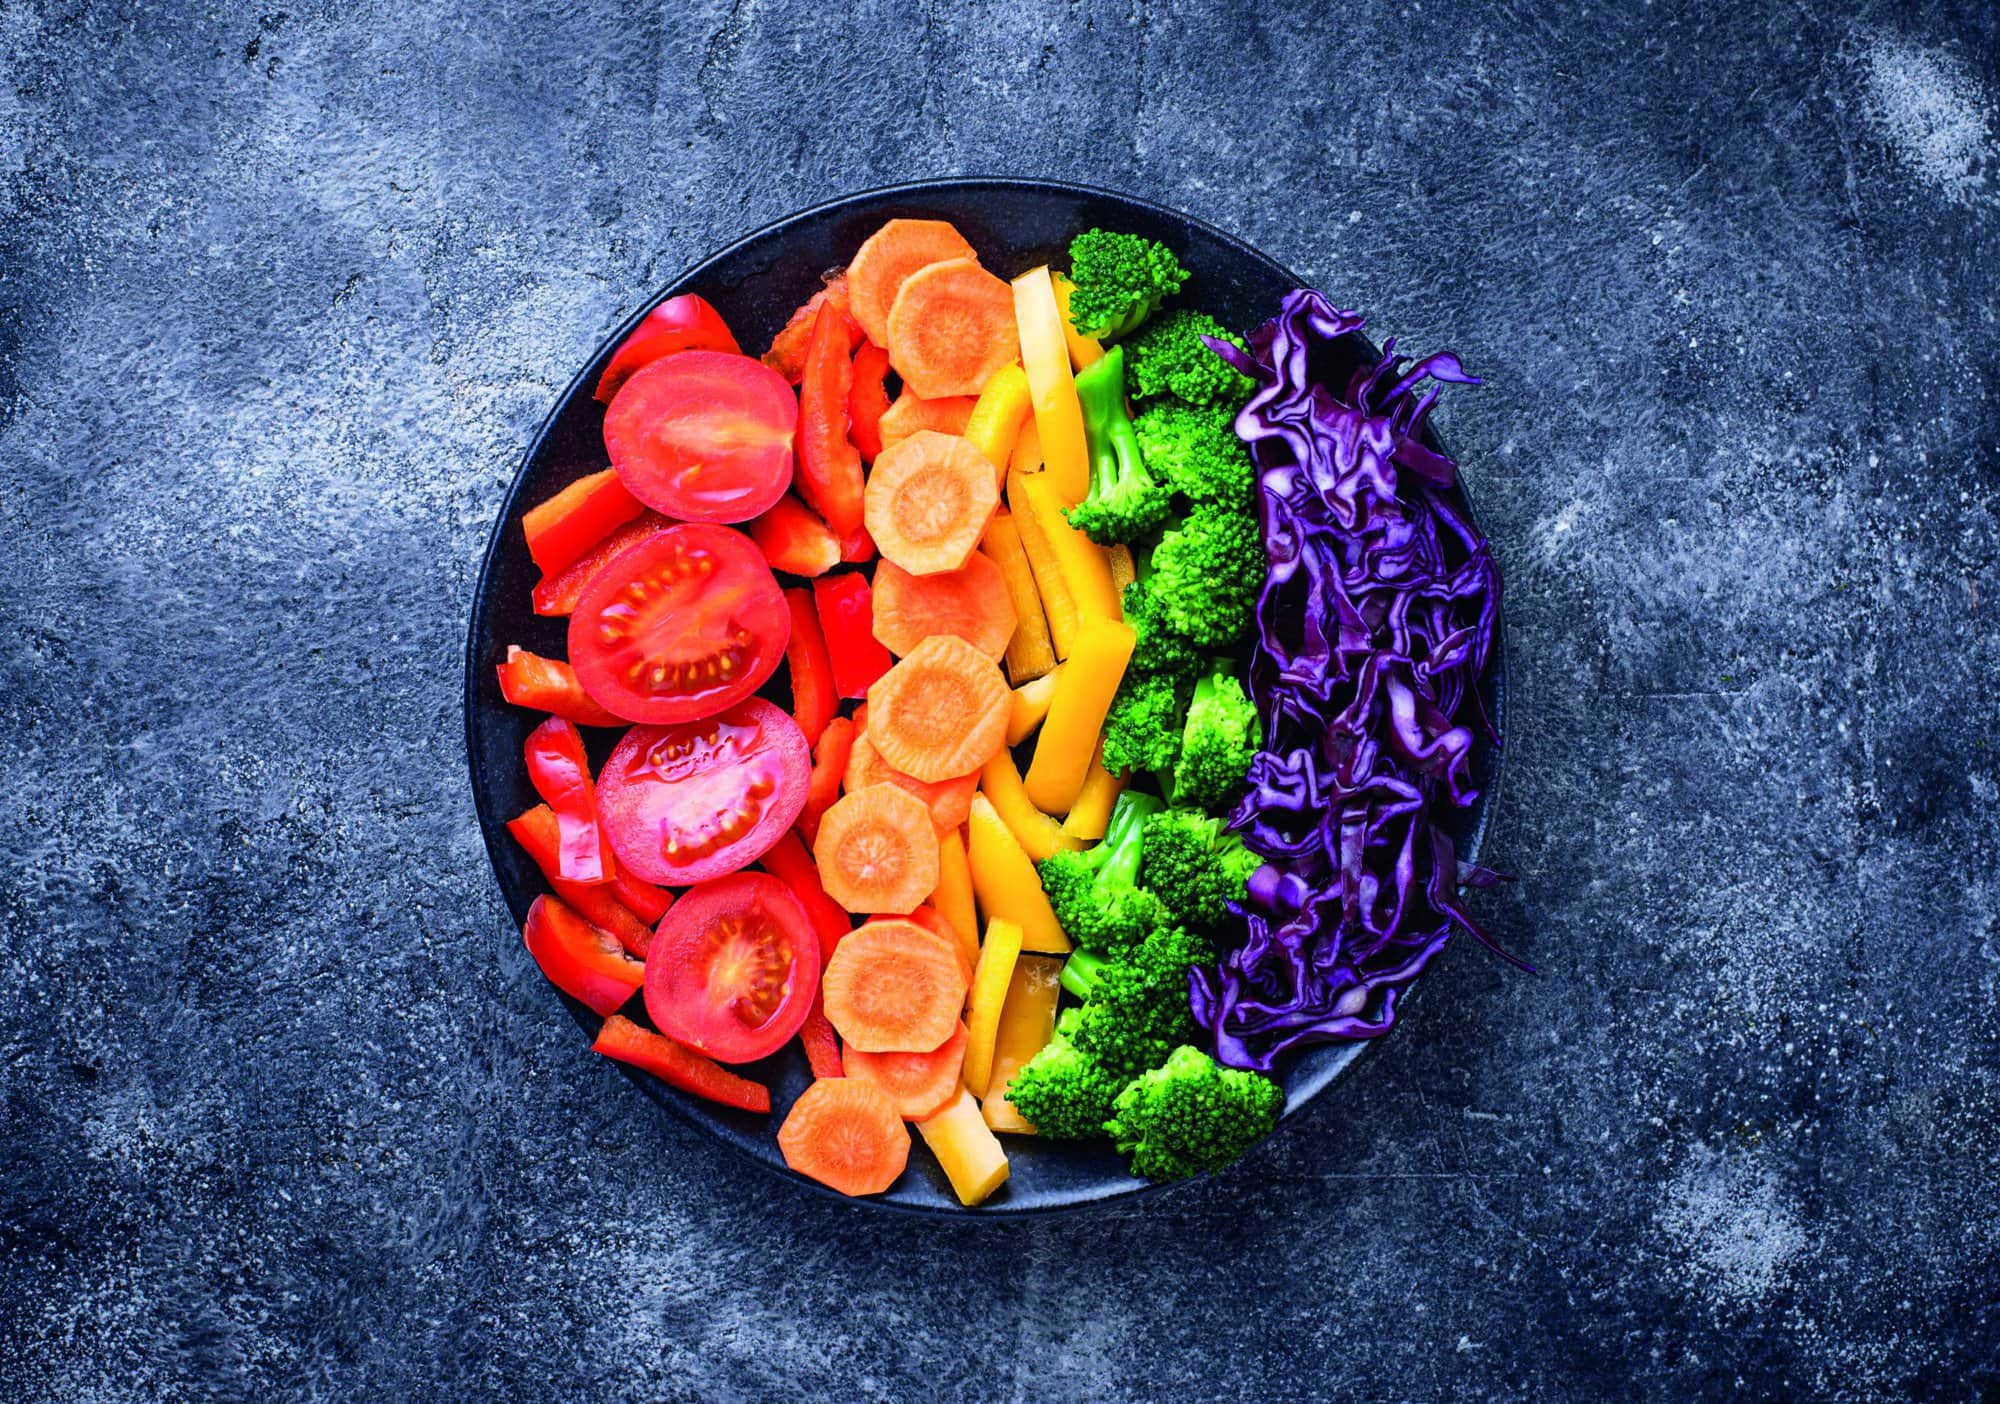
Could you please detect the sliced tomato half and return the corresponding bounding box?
[645,871,820,1064]
[603,350,798,523]
[597,698,810,885]
[568,523,789,725]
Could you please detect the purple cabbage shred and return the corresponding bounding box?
[1189,290,1523,1072]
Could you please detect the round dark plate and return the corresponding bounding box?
[464,178,1505,1215]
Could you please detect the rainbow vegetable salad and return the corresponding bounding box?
[494,218,1509,1202]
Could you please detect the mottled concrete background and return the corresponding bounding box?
[2,1,1996,1399]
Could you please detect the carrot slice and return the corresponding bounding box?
[906,904,974,985]
[777,1077,910,1197]
[871,556,1016,661]
[878,391,977,452]
[844,1021,968,1121]
[845,219,977,348]
[761,274,859,383]
[865,635,1011,784]
[845,726,978,832]
[821,919,969,1053]
[887,257,1021,399]
[864,431,1001,577]
[813,784,941,915]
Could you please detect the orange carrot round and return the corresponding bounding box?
[845,219,978,348]
[886,257,1021,399]
[878,392,978,452]
[843,1021,968,1121]
[812,783,940,915]
[865,635,1011,783]
[864,431,1000,577]
[777,1077,910,1197]
[821,918,969,1053]
[844,727,978,832]
[870,555,1017,661]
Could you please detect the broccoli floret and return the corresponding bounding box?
[1067,346,1172,545]
[1060,925,1212,1082]
[1100,670,1184,782]
[1171,666,1261,810]
[1003,1026,1127,1140]
[1126,310,1256,406]
[1140,808,1264,929]
[1106,1044,1284,1181]
[1146,502,1265,648]
[1122,578,1205,677]
[1064,229,1189,341]
[1035,790,1167,956]
[1132,401,1256,507]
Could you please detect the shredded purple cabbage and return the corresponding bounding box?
[1189,290,1522,1072]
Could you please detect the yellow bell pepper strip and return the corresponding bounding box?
[1011,415,1042,473]
[962,363,1032,487]
[917,1088,1011,1205]
[963,917,1023,1097]
[980,512,1058,683]
[1015,470,1122,625]
[966,795,1070,954]
[980,746,1081,859]
[1024,614,1137,814]
[1051,272,1106,372]
[1006,469,1080,659]
[1006,668,1062,746]
[932,827,979,974]
[981,954,1063,1133]
[1105,543,1136,594]
[1060,744,1125,841]
[1009,266,1090,506]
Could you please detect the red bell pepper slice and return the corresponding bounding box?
[593,1014,771,1114]
[748,495,840,578]
[506,805,660,957]
[532,511,675,616]
[594,293,741,404]
[798,714,855,848]
[523,717,613,884]
[781,588,838,747]
[523,896,645,1016]
[847,341,892,463]
[522,469,646,577]
[761,278,862,384]
[609,870,672,926]
[495,646,625,728]
[759,830,852,968]
[798,999,843,1080]
[837,520,876,564]
[811,572,892,699]
[794,303,866,538]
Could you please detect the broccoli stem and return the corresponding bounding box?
[1060,949,1110,1000]
[1075,349,1147,499]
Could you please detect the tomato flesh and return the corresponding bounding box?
[603,350,798,523]
[645,872,820,1064]
[569,524,790,724]
[597,698,809,885]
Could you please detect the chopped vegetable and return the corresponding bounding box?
[1171,665,1260,810]
[800,714,856,847]
[496,646,624,728]
[1006,466,1078,660]
[1138,808,1262,932]
[844,1021,967,1120]
[1062,229,1188,341]
[1060,747,1124,841]
[813,784,941,915]
[594,1014,772,1115]
[864,634,1010,783]
[523,716,612,884]
[1012,471,1121,625]
[604,351,797,523]
[1101,670,1185,784]
[1131,400,1255,505]
[761,275,858,383]
[781,587,838,746]
[886,257,1020,399]
[596,293,741,402]
[1105,543,1136,593]
[848,340,893,462]
[1124,309,1254,405]
[916,1089,1011,1205]
[757,830,853,966]
[531,512,674,617]
[981,511,1058,682]
[1049,271,1106,370]
[799,1000,845,1080]
[750,495,842,578]
[1035,790,1168,957]
[507,805,658,958]
[1010,266,1090,505]
[644,872,819,1063]
[962,917,1023,1098]
[1065,345,1171,545]
[1106,1045,1282,1181]
[906,905,973,984]
[846,218,978,347]
[931,827,980,974]
[878,391,977,451]
[1143,501,1264,648]
[523,468,645,576]
[1051,923,1210,1082]
[822,918,969,1052]
[796,303,867,538]
[981,953,1063,1133]
[777,1077,910,1197]
[844,723,978,832]
[864,430,1001,576]
[997,1026,1122,1140]
[978,746,1077,862]
[1022,614,1135,815]
[965,795,1069,955]
[522,895,645,1016]
[1005,668,1062,746]
[812,571,894,699]
[961,362,1033,485]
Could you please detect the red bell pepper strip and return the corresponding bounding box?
[781,588,838,747]
[794,303,866,538]
[798,999,844,1080]
[759,830,852,968]
[593,1014,771,1114]
[609,870,672,926]
[524,717,613,884]
[594,293,741,404]
[523,896,645,1016]
[532,511,674,616]
[522,469,646,577]
[506,805,660,958]
[799,714,855,848]
[837,520,876,564]
[811,572,892,699]
[495,646,625,728]
[761,277,861,384]
[748,495,841,578]
[847,341,892,463]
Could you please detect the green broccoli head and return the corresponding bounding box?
[1140,808,1263,929]
[1132,401,1256,507]
[1171,667,1262,811]
[1146,502,1266,648]
[1068,346,1173,545]
[1063,924,1211,1081]
[1003,1028,1126,1140]
[1126,310,1256,406]
[1064,230,1189,341]
[1100,670,1185,780]
[1107,1044,1285,1181]
[1036,791,1166,956]
[1122,578,1206,677]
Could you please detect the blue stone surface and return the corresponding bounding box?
[2,2,1996,1397]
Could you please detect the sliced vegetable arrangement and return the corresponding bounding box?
[491,222,1505,1203]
